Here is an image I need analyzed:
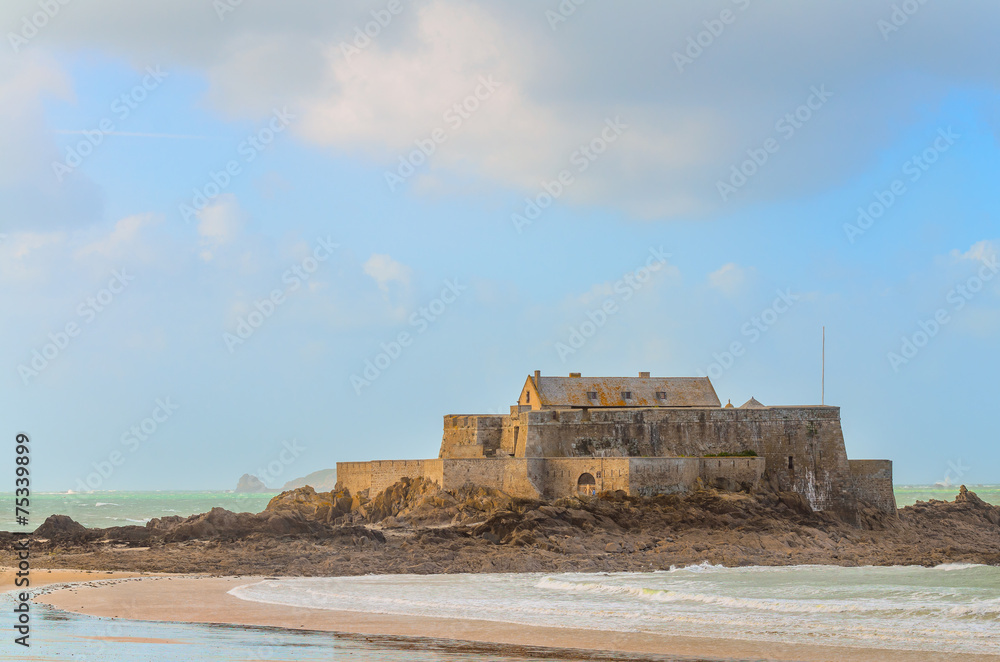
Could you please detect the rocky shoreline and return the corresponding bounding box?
[3,483,998,576]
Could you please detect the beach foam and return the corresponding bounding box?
[229,565,1000,655]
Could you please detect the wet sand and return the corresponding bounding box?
[35,574,1000,662]
[0,566,152,590]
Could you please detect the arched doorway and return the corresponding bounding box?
[577,472,597,496]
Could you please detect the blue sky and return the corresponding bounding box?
[1,1,998,490]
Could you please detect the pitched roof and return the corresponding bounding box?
[532,376,721,408]
[740,397,766,409]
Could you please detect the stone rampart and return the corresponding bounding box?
[699,457,766,490]
[439,458,541,498]
[336,461,372,495]
[628,457,699,496]
[849,459,897,514]
[500,406,854,514]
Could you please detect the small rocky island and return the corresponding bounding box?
[234,473,272,493]
[5,376,995,575]
[5,482,998,576]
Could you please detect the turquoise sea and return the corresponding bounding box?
[0,485,995,530]
[0,490,279,530]
[892,484,1000,507]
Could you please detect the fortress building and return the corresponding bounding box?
[337,372,896,517]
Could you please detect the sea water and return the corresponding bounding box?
[229,564,1000,656]
[0,490,278,529]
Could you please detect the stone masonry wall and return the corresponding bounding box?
[699,457,766,489]
[336,462,372,495]
[628,457,699,496]
[440,415,503,458]
[439,458,541,498]
[849,459,897,514]
[500,406,856,514]
[537,457,631,498]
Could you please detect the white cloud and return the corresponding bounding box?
[363,253,412,293]
[196,194,243,260]
[0,52,104,230]
[708,263,753,297]
[954,239,998,264]
[7,1,1000,220]
[0,230,66,282]
[76,213,158,260]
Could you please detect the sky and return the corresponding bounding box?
[1,0,998,491]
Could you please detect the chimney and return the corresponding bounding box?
[569,372,581,378]
[639,371,650,378]
[534,370,541,386]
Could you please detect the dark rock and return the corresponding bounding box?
[35,515,88,539]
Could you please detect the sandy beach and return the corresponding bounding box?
[0,566,152,590]
[32,574,1000,662]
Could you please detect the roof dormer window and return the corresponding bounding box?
[621,391,632,400]
[587,391,598,400]
[656,391,667,400]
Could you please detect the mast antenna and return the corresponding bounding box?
[822,326,825,406]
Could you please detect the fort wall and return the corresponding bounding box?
[444,406,854,514]
[345,404,880,514]
[337,455,766,501]
[849,459,897,514]
[699,457,767,490]
[438,458,541,498]
[537,457,631,497]
[628,457,699,496]
[336,461,372,495]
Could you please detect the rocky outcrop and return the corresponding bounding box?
[34,515,88,541]
[5,487,998,576]
[235,474,271,493]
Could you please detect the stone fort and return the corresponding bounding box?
[337,372,896,516]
